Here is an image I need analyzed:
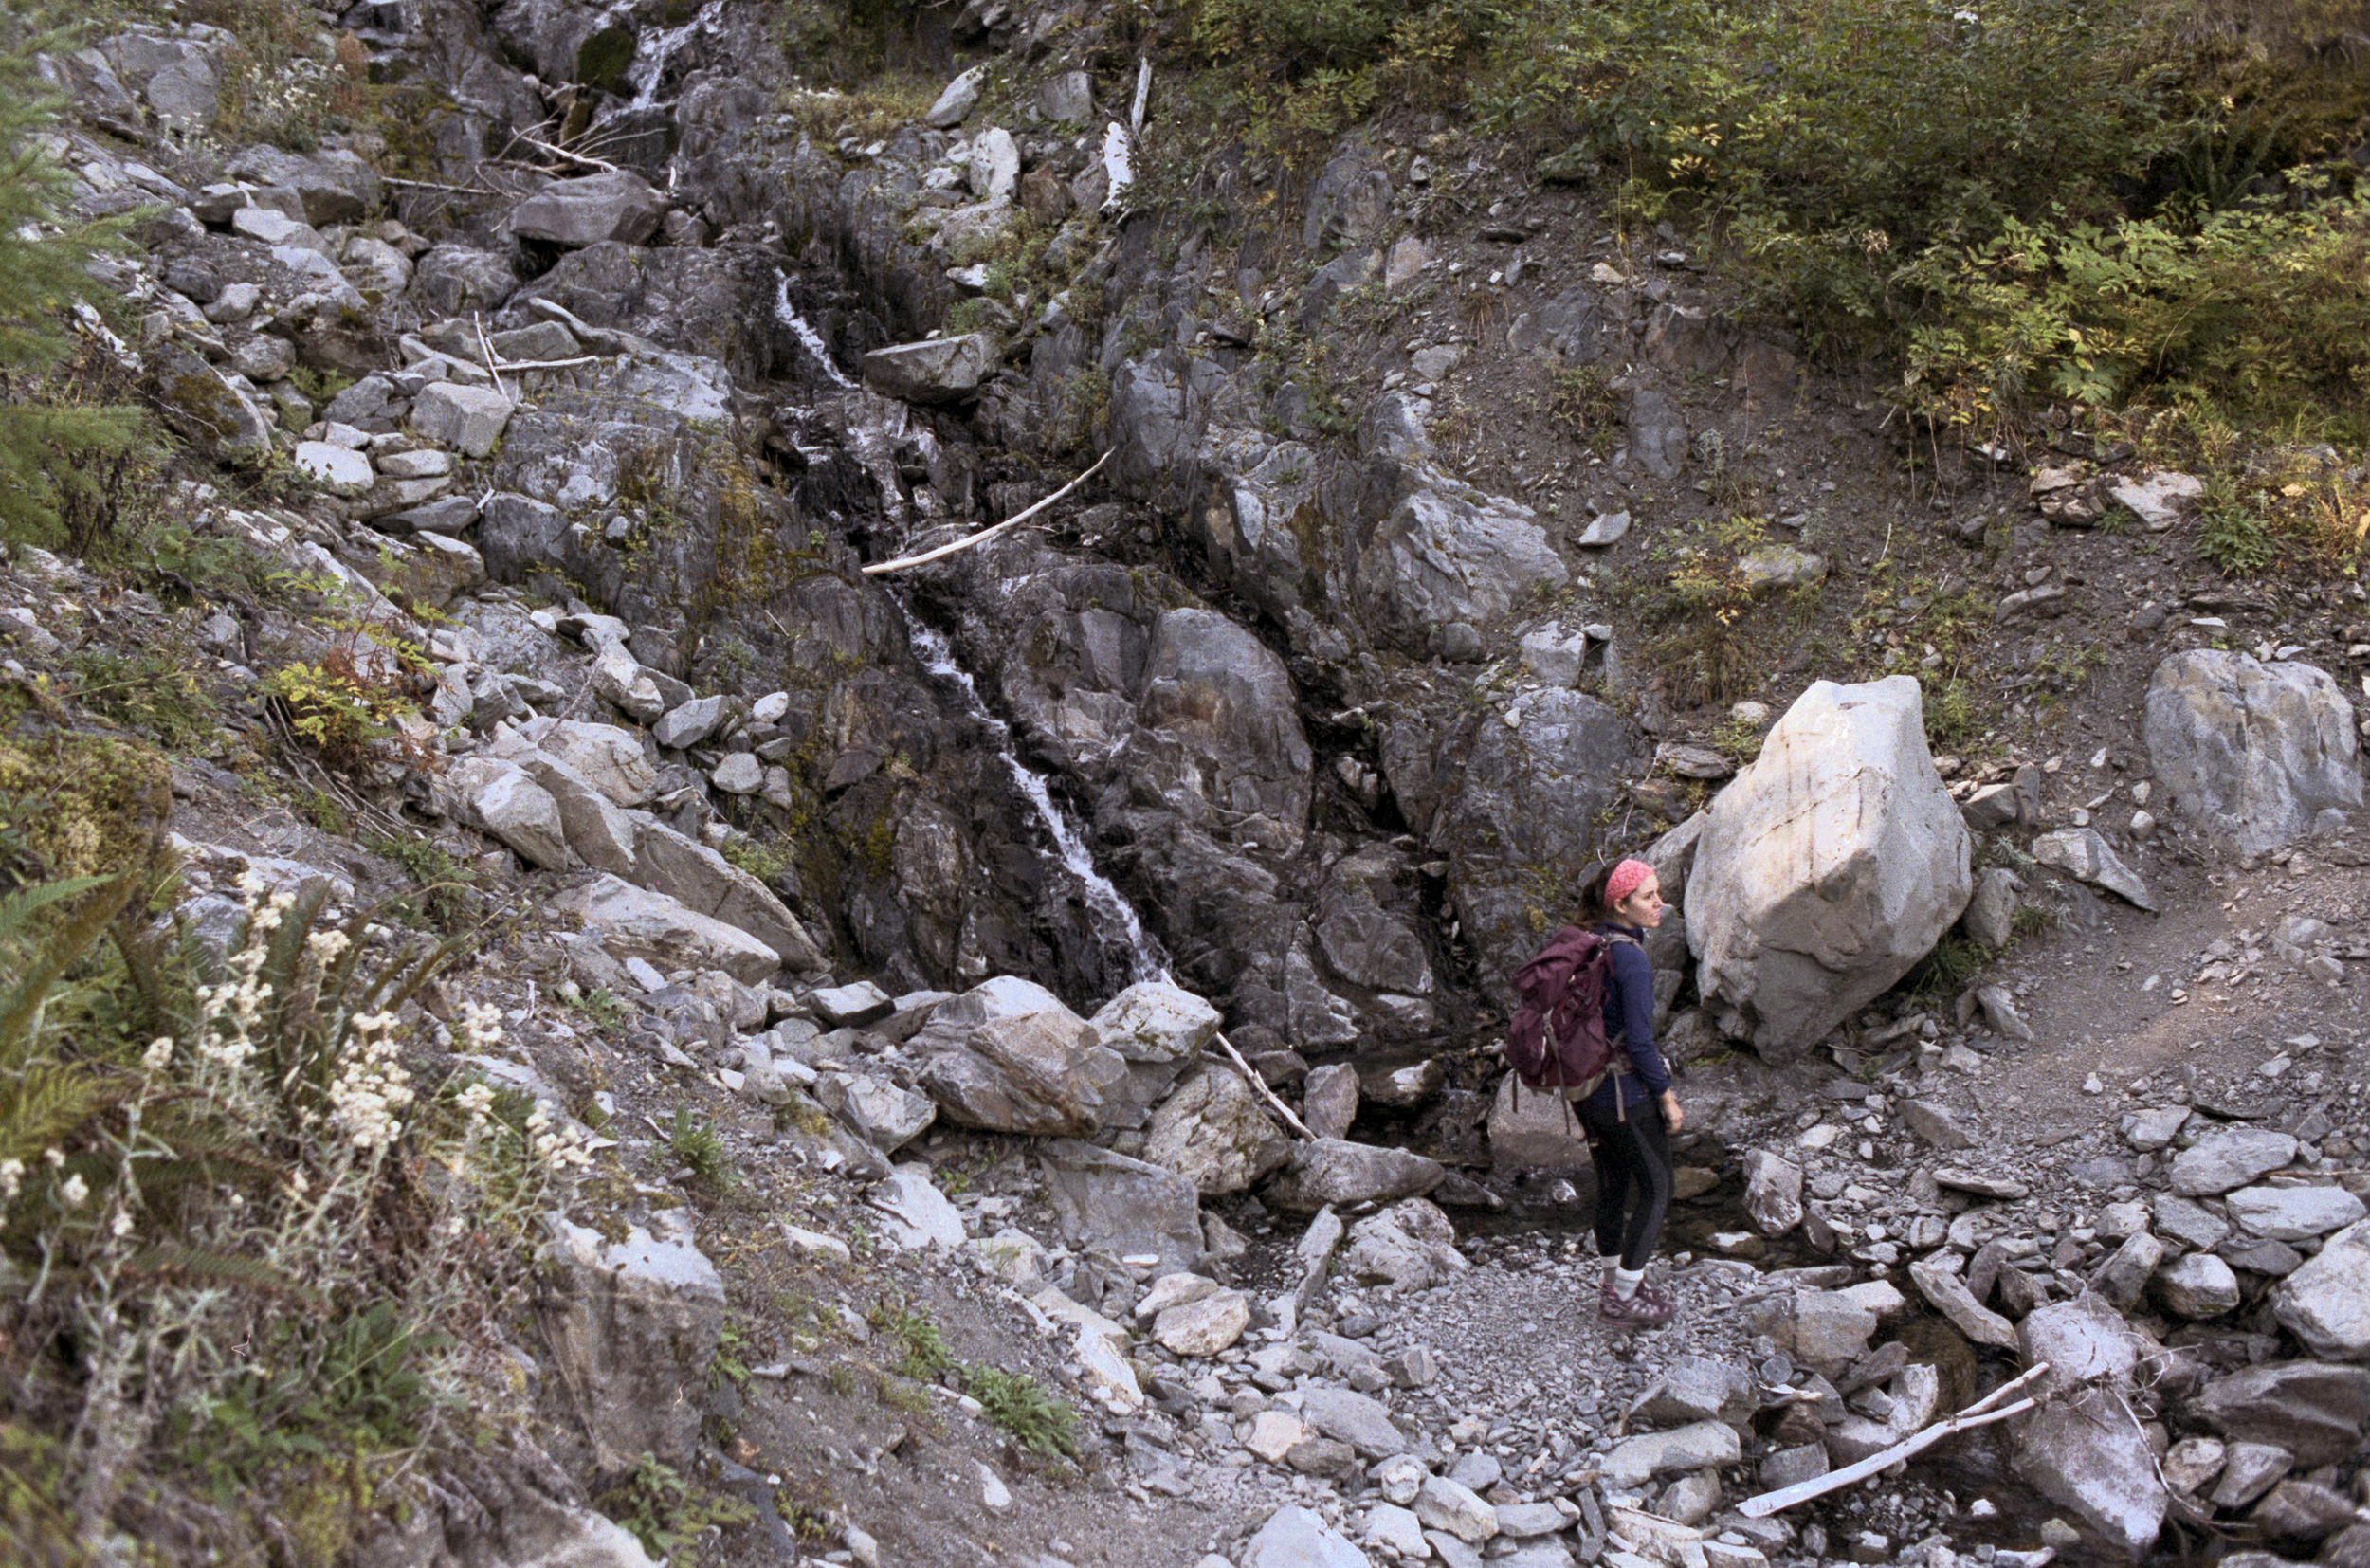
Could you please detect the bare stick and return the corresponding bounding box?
[488,355,602,373]
[1737,1362,2052,1518]
[472,312,507,401]
[1131,57,1153,134]
[516,133,620,173]
[1209,1031,1315,1140]
[860,452,1111,575]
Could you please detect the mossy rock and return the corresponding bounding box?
[0,695,173,884]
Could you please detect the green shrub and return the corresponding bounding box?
[666,1105,736,1188]
[596,1453,755,1560]
[1895,186,2370,439]
[965,1364,1079,1458]
[2197,499,2280,575]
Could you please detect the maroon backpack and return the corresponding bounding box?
[1505,925,1636,1117]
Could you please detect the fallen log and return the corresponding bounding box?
[860,452,1111,576]
[1737,1360,2052,1517]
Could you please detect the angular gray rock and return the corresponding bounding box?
[925,65,985,128]
[1599,1421,1741,1487]
[1039,1140,1204,1278]
[1087,979,1224,1128]
[1486,1073,1591,1170]
[511,170,665,248]
[2272,1217,2370,1361]
[1689,678,1974,1062]
[2089,1231,2167,1310]
[410,382,516,459]
[1299,1387,1410,1459]
[1304,1063,1360,1140]
[1902,1100,1973,1149]
[1340,1199,1468,1291]
[2226,1184,2365,1242]
[2143,649,2361,856]
[1139,1067,1293,1195]
[1353,470,1568,653]
[1908,1255,2018,1349]
[1415,1475,1499,1544]
[437,757,574,869]
[2031,827,2158,912]
[862,335,997,405]
[541,1211,724,1469]
[919,1009,1127,1137]
[2169,1128,2298,1196]
[1963,866,2021,949]
[1264,1139,1444,1213]
[1741,1150,1804,1236]
[2154,1252,2241,1319]
[1243,1504,1373,1568]
[2188,1359,2370,1465]
[550,875,782,985]
[630,824,825,974]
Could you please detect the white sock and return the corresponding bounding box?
[1613,1266,1645,1301]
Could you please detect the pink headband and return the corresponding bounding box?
[1604,858,1654,906]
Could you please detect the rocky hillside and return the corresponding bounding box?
[3,2,2368,1567]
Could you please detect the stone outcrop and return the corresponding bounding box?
[1689,678,1974,1062]
[2144,650,2361,856]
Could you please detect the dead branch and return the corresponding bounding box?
[859,452,1112,575]
[1207,1031,1315,1141]
[1737,1361,2052,1518]
[472,312,506,401]
[514,133,619,174]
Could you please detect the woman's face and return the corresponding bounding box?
[1615,871,1665,928]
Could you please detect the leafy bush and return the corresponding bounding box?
[666,1105,736,1189]
[1896,186,2370,439]
[595,1452,755,1560]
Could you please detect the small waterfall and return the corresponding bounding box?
[907,621,1171,986]
[775,274,855,389]
[624,0,724,111]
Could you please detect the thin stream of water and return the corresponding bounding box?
[775,275,855,389]
[623,0,724,111]
[907,620,1171,986]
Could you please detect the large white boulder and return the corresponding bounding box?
[2143,649,2361,856]
[1688,677,1972,1062]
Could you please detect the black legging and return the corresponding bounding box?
[1581,1098,1673,1270]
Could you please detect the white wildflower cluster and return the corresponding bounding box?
[327,1011,415,1151]
[455,1000,504,1053]
[141,1036,174,1071]
[0,1158,22,1203]
[305,927,352,968]
[524,1104,595,1172]
[454,1082,497,1130]
[191,876,296,1069]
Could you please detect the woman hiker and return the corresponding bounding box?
[1579,856,1685,1328]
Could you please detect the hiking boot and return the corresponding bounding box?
[1598,1278,1675,1328]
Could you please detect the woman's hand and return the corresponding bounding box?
[1659,1091,1685,1134]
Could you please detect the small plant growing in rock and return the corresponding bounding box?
[965,1364,1080,1458]
[595,1452,755,1561]
[666,1105,736,1188]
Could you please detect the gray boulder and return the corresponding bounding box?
[521,717,657,807]
[1087,979,1224,1128]
[1039,1140,1204,1279]
[436,757,574,870]
[2187,1359,2370,1465]
[1264,1139,1444,1213]
[1242,1504,1373,1568]
[410,382,516,459]
[2031,827,2157,912]
[1486,1072,1590,1170]
[919,1008,1127,1137]
[1340,1199,1468,1291]
[1689,678,1974,1062]
[2143,650,2361,855]
[2273,1218,2370,1361]
[1304,1063,1360,1141]
[540,1211,724,1469]
[924,65,985,128]
[2012,1298,2167,1560]
[2226,1184,2365,1242]
[511,171,665,248]
[1741,1150,1805,1236]
[224,143,382,225]
[1140,1067,1292,1195]
[1352,467,1568,653]
[2169,1128,2298,1196]
[550,875,781,984]
[861,335,997,405]
[2155,1252,2241,1319]
[1300,1387,1411,1459]
[1428,687,1640,989]
[631,823,826,975]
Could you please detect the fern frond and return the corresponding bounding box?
[0,875,133,1065]
[0,1062,108,1163]
[118,1244,318,1303]
[0,874,114,947]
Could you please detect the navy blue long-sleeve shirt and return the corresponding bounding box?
[1583,922,1670,1112]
